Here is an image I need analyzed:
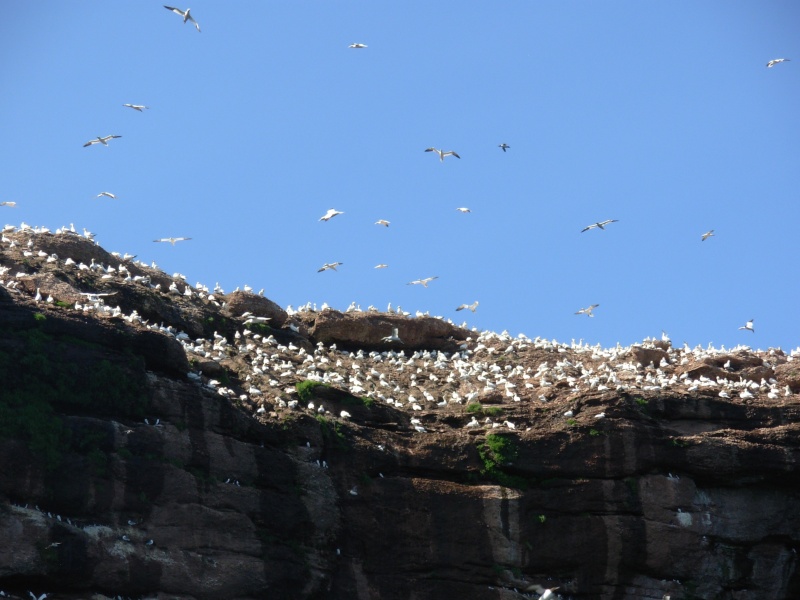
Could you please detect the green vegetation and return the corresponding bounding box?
[538,514,546,524]
[466,402,503,417]
[315,414,348,450]
[33,312,46,322]
[589,428,601,437]
[296,380,326,401]
[566,418,577,427]
[477,434,527,489]
[55,300,71,308]
[634,396,648,406]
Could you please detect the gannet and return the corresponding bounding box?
[425,147,460,161]
[348,43,367,49]
[374,263,388,269]
[456,207,471,213]
[456,301,479,312]
[701,229,714,241]
[319,208,344,221]
[164,6,200,32]
[83,135,121,147]
[381,328,403,344]
[374,219,390,227]
[96,192,116,199]
[318,262,343,272]
[766,58,790,68]
[738,319,754,333]
[0,201,16,207]
[581,219,618,233]
[498,143,510,152]
[407,276,438,288]
[153,237,191,245]
[575,304,599,317]
[123,104,149,112]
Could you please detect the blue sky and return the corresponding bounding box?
[2,2,798,350]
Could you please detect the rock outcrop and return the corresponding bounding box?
[1,228,799,600]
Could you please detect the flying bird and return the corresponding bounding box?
[456,207,471,213]
[153,237,191,245]
[318,262,343,273]
[0,201,16,207]
[319,208,344,222]
[425,147,460,161]
[123,104,149,112]
[766,58,790,68]
[408,276,438,288]
[348,43,367,49]
[381,328,403,344]
[96,192,116,199]
[738,319,754,333]
[575,304,599,317]
[374,219,390,227]
[456,301,479,313]
[498,143,510,152]
[581,219,618,233]
[164,6,200,32]
[83,135,121,148]
[701,230,715,241]
[374,263,388,269]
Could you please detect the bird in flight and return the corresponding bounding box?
[408,276,438,288]
[456,301,479,313]
[348,43,367,49]
[123,104,149,112]
[318,262,343,273]
[456,207,471,213]
[766,58,790,68]
[164,6,200,32]
[381,327,403,344]
[738,319,754,333]
[374,263,388,269]
[154,237,191,245]
[425,147,460,161]
[374,219,390,227]
[498,143,510,152]
[319,208,344,222]
[83,135,121,148]
[701,230,715,241]
[575,304,600,317]
[0,201,16,207]
[96,192,116,199]
[581,219,618,233]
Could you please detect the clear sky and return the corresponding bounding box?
[2,2,798,351]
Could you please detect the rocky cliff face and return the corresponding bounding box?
[1,227,799,600]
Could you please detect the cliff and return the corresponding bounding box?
[1,227,799,600]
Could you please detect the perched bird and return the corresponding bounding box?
[381,328,403,344]
[83,135,121,148]
[318,262,343,273]
[498,143,510,152]
[581,219,618,233]
[164,6,200,32]
[575,304,599,317]
[701,229,715,241]
[96,192,116,199]
[154,237,191,245]
[408,276,438,288]
[456,301,479,313]
[456,207,471,213]
[319,208,344,222]
[738,319,754,333]
[766,58,790,68]
[0,201,16,207]
[348,43,367,48]
[425,147,460,161]
[123,104,149,112]
[374,219,390,227]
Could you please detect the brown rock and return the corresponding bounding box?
[223,290,288,328]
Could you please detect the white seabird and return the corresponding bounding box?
[318,262,343,272]
[456,207,471,213]
[738,318,754,333]
[348,43,367,49]
[766,58,790,68]
[701,229,714,241]
[154,237,191,245]
[374,263,388,269]
[581,219,618,233]
[575,304,599,317]
[0,201,16,207]
[96,192,116,199]
[123,104,149,112]
[381,328,403,344]
[83,135,121,148]
[407,276,438,288]
[374,219,390,227]
[319,208,344,222]
[498,143,510,152]
[425,147,460,161]
[456,301,479,313]
[164,6,200,32]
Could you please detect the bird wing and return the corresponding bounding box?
[449,151,461,159]
[424,148,436,153]
[580,225,594,232]
[164,6,184,16]
[83,139,97,147]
